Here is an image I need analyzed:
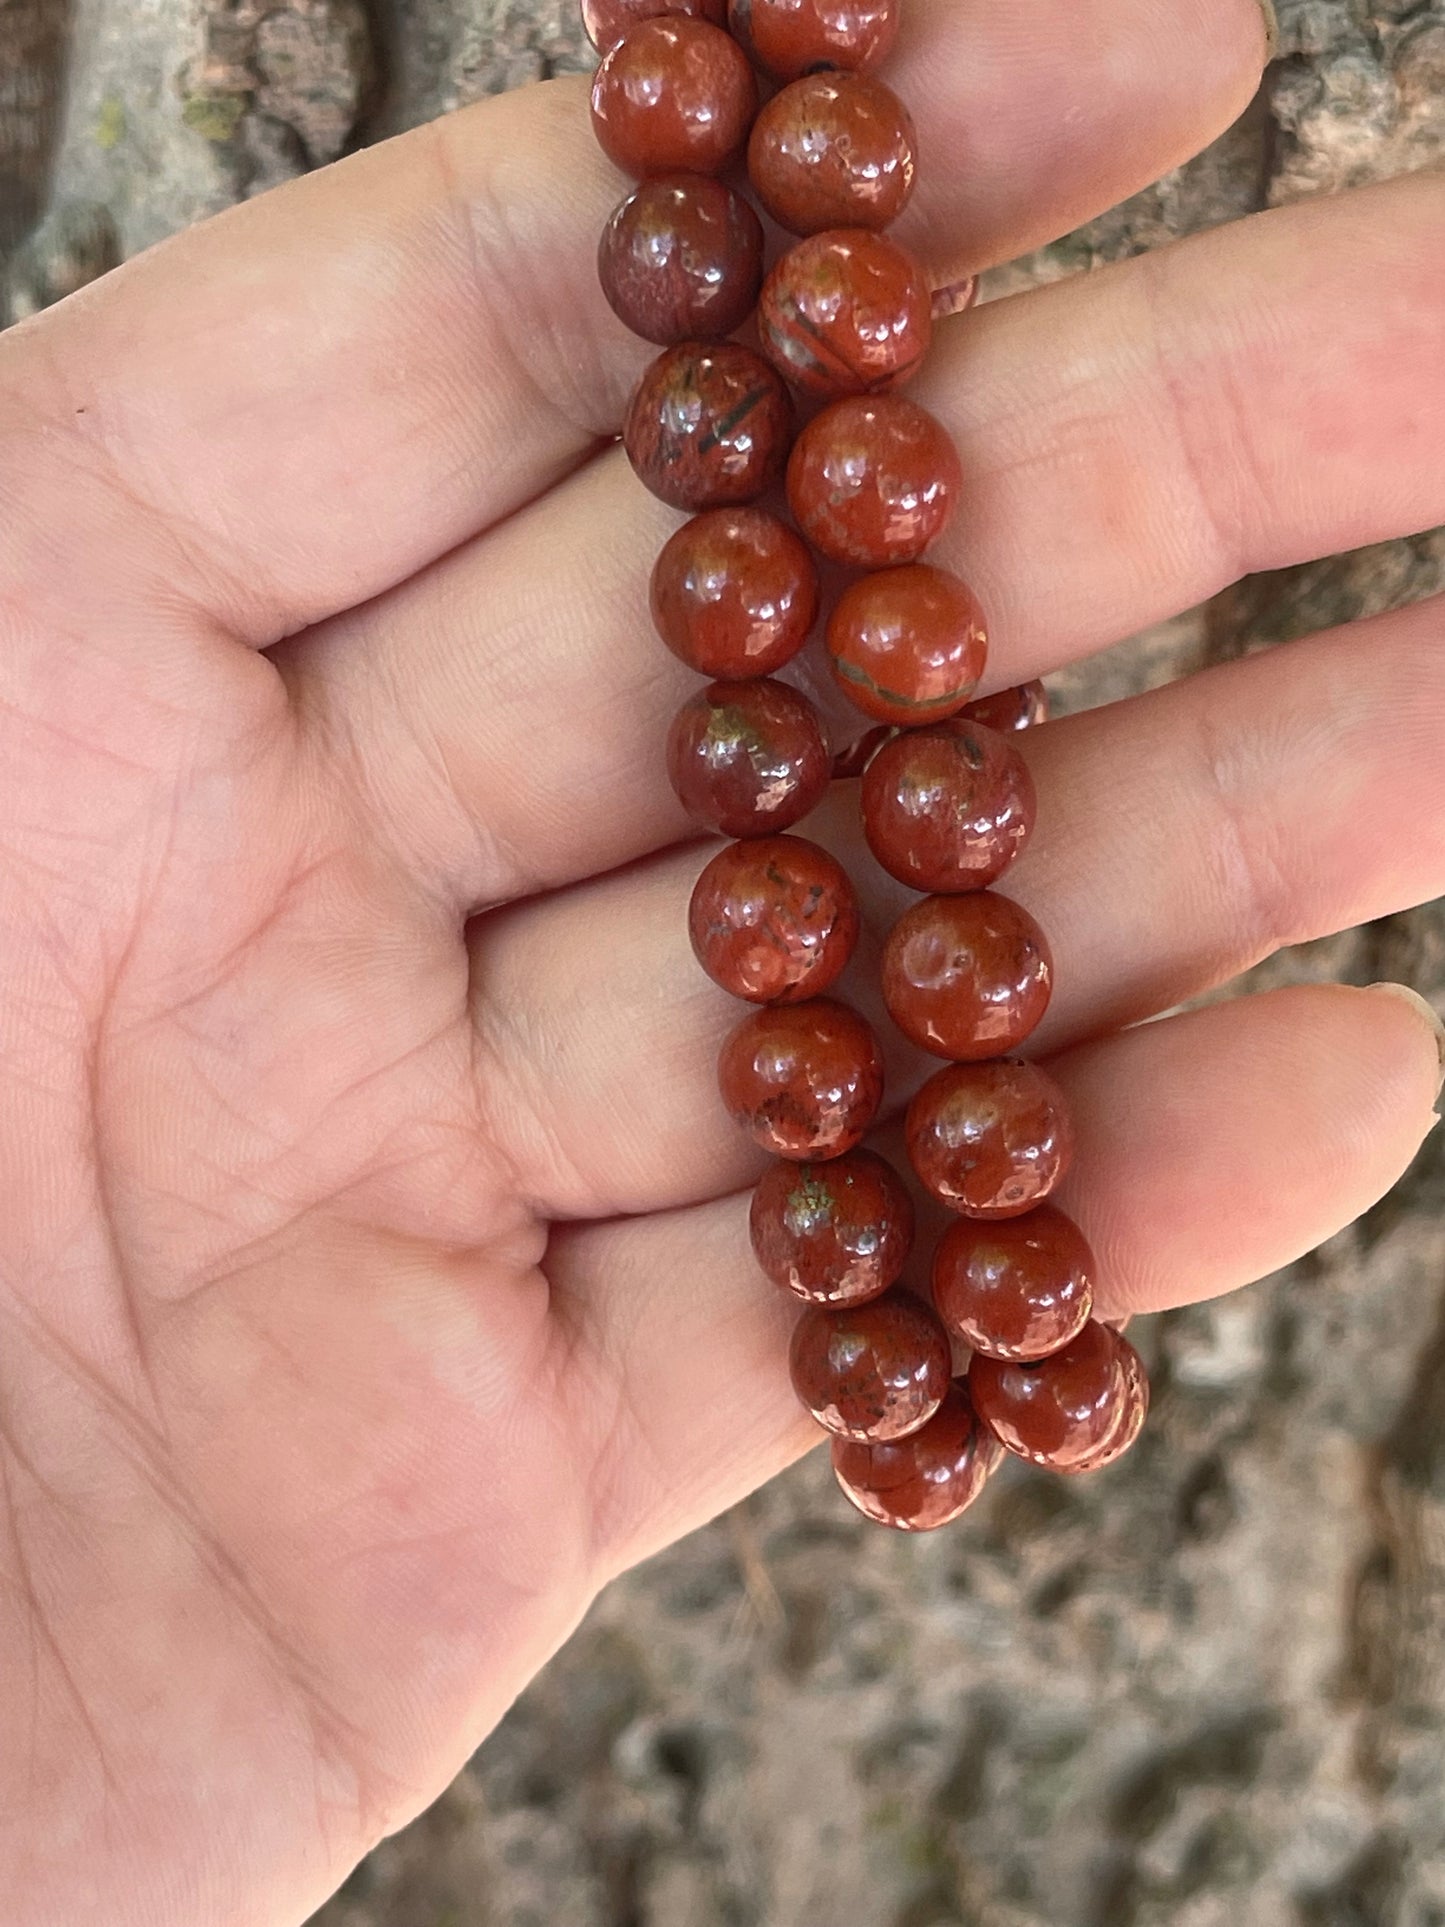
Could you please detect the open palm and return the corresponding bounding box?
[3,2,1443,1922]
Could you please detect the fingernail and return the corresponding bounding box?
[1256,0,1279,57]
[1364,983,1445,1099]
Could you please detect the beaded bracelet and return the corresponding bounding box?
[584,0,1149,1531]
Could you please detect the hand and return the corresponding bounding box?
[2,1,1441,1920]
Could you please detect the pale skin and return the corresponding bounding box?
[2,0,1444,1919]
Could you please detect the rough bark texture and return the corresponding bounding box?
[4,4,1443,1924]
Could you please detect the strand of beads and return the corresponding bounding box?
[586,0,1148,1534]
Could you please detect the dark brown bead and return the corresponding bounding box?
[787,395,961,567]
[827,566,987,727]
[728,0,900,79]
[718,997,884,1160]
[689,834,858,1003]
[861,719,1035,891]
[667,678,829,837]
[759,230,931,398]
[591,18,758,180]
[584,0,728,55]
[789,1291,951,1441]
[626,343,794,510]
[599,175,764,345]
[833,1382,1004,1530]
[906,1060,1073,1219]
[933,1205,1095,1362]
[962,680,1050,735]
[651,508,818,678]
[1065,1336,1149,1474]
[750,1148,914,1305]
[748,73,916,235]
[882,893,1054,1061]
[970,1320,1130,1471]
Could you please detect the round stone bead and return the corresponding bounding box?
[1066,1336,1149,1474]
[881,892,1054,1060]
[667,678,829,837]
[750,1148,914,1306]
[906,1059,1073,1219]
[748,73,916,235]
[759,230,932,397]
[626,343,794,510]
[833,1382,1004,1531]
[962,680,1050,735]
[831,724,896,780]
[583,0,727,56]
[787,395,961,567]
[861,719,1034,891]
[969,1319,1131,1471]
[591,18,758,180]
[789,1291,951,1442]
[689,834,858,1004]
[651,508,818,678]
[827,566,987,727]
[728,0,900,79]
[718,996,884,1160]
[599,175,764,345]
[932,1205,1095,1361]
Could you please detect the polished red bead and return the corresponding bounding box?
[1065,1335,1149,1475]
[881,892,1053,1061]
[962,680,1050,735]
[827,565,987,727]
[833,1381,1004,1530]
[591,18,758,179]
[626,343,794,510]
[831,724,896,780]
[970,1319,1130,1471]
[750,1148,914,1305]
[718,997,883,1160]
[584,0,728,55]
[759,231,931,398]
[906,1059,1073,1219]
[933,1205,1095,1362]
[787,395,961,567]
[667,678,829,836]
[651,509,818,678]
[599,175,764,345]
[728,0,900,78]
[789,1291,951,1442]
[861,719,1034,891]
[689,834,858,1003]
[748,73,916,235]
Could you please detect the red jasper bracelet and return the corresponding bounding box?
[584,0,1149,1530]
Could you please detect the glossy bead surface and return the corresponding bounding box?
[970,1319,1129,1470]
[827,565,987,727]
[583,0,727,55]
[718,997,883,1160]
[728,0,900,78]
[651,509,818,678]
[962,680,1049,735]
[626,343,793,510]
[882,892,1054,1061]
[790,1292,951,1442]
[933,1205,1095,1362]
[668,678,829,837]
[748,73,916,235]
[861,719,1034,891]
[833,1382,1004,1531]
[591,19,758,180]
[599,175,764,345]
[906,1060,1073,1219]
[787,395,961,567]
[689,834,858,1003]
[1065,1336,1149,1474]
[760,230,931,397]
[751,1148,914,1305]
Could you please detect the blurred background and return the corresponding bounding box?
[4,2,1442,1921]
